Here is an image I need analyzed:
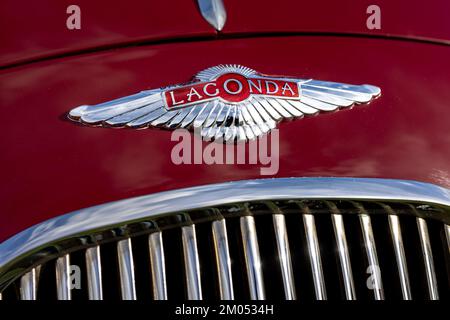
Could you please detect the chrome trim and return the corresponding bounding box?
[117,239,136,300]
[240,216,265,300]
[68,64,380,143]
[149,232,167,300]
[182,225,202,300]
[212,219,234,300]
[359,214,384,300]
[20,268,37,300]
[1,178,450,273]
[417,217,439,300]
[197,0,227,31]
[302,213,327,300]
[56,254,71,300]
[388,214,412,300]
[445,225,450,256]
[85,246,103,300]
[330,210,356,300]
[272,214,296,300]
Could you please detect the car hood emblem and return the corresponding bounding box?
[68,64,381,142]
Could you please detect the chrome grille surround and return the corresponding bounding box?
[0,178,449,300]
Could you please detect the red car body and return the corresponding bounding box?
[0,0,449,245]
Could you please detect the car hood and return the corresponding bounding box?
[1,0,449,67]
[1,35,450,242]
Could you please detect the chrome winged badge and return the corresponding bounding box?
[68,64,381,142]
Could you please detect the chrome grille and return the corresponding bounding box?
[1,199,449,301]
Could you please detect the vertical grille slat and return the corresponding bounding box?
[55,254,71,300]
[117,238,137,300]
[416,217,439,300]
[148,231,167,300]
[240,215,265,300]
[272,213,296,300]
[358,213,384,300]
[302,212,327,300]
[330,211,356,300]
[387,214,412,300]
[181,225,202,300]
[85,246,103,300]
[212,219,234,300]
[20,268,37,300]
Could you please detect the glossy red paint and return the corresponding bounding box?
[1,1,449,68]
[0,36,450,242]
[0,0,215,67]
